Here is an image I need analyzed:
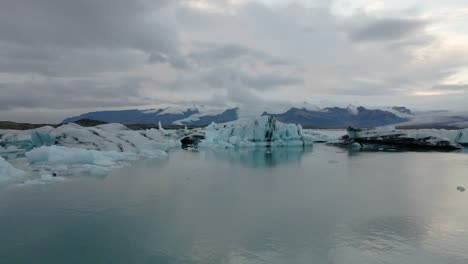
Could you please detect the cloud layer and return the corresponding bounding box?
[1,0,467,122]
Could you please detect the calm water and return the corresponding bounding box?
[1,145,468,264]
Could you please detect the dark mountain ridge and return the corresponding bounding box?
[61,106,409,128]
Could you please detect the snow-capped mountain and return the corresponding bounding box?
[263,106,408,127]
[63,105,413,128]
[62,105,239,126]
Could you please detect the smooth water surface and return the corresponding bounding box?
[1,145,468,263]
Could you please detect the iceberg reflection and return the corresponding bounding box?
[203,146,313,168]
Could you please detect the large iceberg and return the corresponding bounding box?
[1,123,179,154]
[198,116,314,148]
[0,123,178,182]
[329,126,463,151]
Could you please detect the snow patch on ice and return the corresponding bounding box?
[0,156,25,182]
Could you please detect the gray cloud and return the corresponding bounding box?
[203,68,302,91]
[344,17,429,42]
[148,43,292,70]
[169,66,303,92]
[188,43,291,66]
[0,43,148,76]
[0,0,183,77]
[0,0,177,52]
[0,78,151,110]
[432,84,468,91]
[1,0,468,122]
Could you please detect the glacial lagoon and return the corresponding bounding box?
[1,144,468,263]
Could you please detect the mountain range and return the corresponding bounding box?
[263,106,409,127]
[63,105,412,128]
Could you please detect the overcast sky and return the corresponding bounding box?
[1,0,468,122]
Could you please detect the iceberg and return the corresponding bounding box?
[0,156,25,182]
[455,129,468,146]
[197,116,313,148]
[26,145,134,165]
[329,126,463,151]
[1,123,179,154]
[30,126,56,147]
[25,145,151,177]
[0,123,177,181]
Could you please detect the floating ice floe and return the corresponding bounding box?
[329,126,463,151]
[25,145,143,178]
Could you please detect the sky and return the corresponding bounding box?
[1,0,468,123]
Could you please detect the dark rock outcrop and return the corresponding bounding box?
[180,134,205,149]
[329,127,463,151]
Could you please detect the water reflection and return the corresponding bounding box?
[346,146,468,157]
[1,145,468,263]
[203,146,313,167]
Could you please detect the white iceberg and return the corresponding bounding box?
[26,145,135,165]
[0,123,176,182]
[302,129,346,142]
[199,116,313,148]
[1,123,179,154]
